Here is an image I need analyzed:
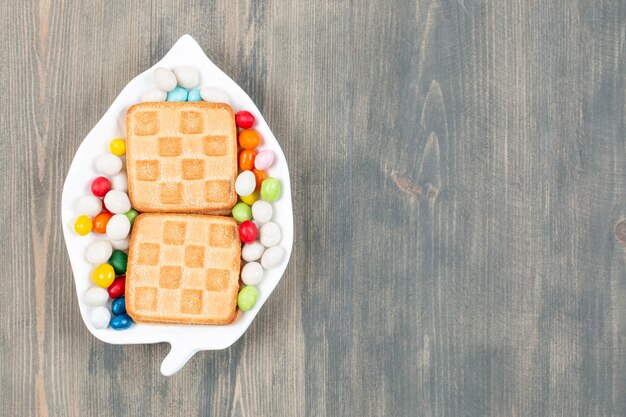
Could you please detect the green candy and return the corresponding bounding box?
[232,202,252,222]
[125,208,139,225]
[108,250,128,275]
[237,285,258,311]
[260,177,281,202]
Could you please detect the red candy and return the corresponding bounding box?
[239,221,258,244]
[107,275,126,299]
[235,110,255,129]
[91,176,111,197]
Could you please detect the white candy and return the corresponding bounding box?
[241,262,264,285]
[86,240,113,264]
[260,222,281,247]
[104,190,131,214]
[235,171,256,197]
[110,237,130,250]
[200,87,229,104]
[90,307,111,329]
[111,170,128,192]
[96,154,123,176]
[242,242,265,262]
[252,200,273,224]
[261,246,284,269]
[142,86,167,102]
[75,195,102,217]
[106,214,131,240]
[154,67,177,92]
[84,287,109,306]
[173,66,199,89]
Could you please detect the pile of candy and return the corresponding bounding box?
[74,138,136,330]
[231,110,284,312]
[142,66,229,103]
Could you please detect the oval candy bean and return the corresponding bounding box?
[241,262,263,285]
[242,242,265,262]
[251,200,273,224]
[75,195,102,217]
[108,250,128,275]
[111,170,128,192]
[74,215,93,236]
[238,149,256,171]
[111,297,126,315]
[93,212,112,234]
[235,110,255,129]
[261,246,284,269]
[154,67,177,91]
[107,275,126,299]
[254,150,275,170]
[238,129,262,149]
[240,191,259,206]
[125,208,139,225]
[109,138,126,156]
[252,169,268,191]
[96,154,123,176]
[90,307,111,329]
[200,87,229,103]
[92,264,115,288]
[91,176,111,197]
[237,285,258,311]
[142,86,167,102]
[166,86,188,102]
[260,177,281,202]
[110,237,130,250]
[84,287,109,306]
[106,214,131,240]
[187,88,201,102]
[232,202,252,223]
[110,314,133,330]
[259,222,281,247]
[173,66,199,88]
[86,240,113,264]
[239,221,258,244]
[104,190,131,214]
[235,171,256,197]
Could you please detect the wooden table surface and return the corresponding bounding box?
[3,1,626,416]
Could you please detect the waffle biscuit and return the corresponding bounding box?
[126,102,237,213]
[125,213,241,325]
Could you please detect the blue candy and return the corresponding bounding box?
[187,89,202,102]
[110,313,133,330]
[166,86,188,102]
[111,297,126,315]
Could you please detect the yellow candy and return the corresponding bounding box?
[92,264,115,288]
[109,138,126,156]
[240,191,259,206]
[74,215,93,236]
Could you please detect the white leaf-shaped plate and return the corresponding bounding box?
[61,35,293,376]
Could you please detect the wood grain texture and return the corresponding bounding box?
[2,0,626,416]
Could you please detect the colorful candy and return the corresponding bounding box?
[252,169,268,191]
[261,246,284,269]
[111,170,128,192]
[109,138,126,156]
[86,240,113,264]
[96,154,123,176]
[92,264,115,288]
[238,129,262,149]
[90,307,111,329]
[91,176,111,197]
[108,250,128,275]
[200,86,229,103]
[107,276,126,298]
[106,214,131,240]
[167,86,188,102]
[260,177,281,202]
[110,314,133,330]
[154,67,177,92]
[111,297,126,315]
[235,171,256,197]
[242,242,265,262]
[235,110,255,129]
[75,195,102,217]
[239,221,258,244]
[92,212,112,234]
[259,222,281,247]
[104,190,131,214]
[232,202,253,223]
[173,66,199,89]
[251,200,273,224]
[241,262,263,285]
[240,191,259,206]
[74,215,93,236]
[84,287,109,306]
[110,237,130,250]
[142,86,167,102]
[187,89,202,102]
[238,149,256,171]
[254,150,275,170]
[237,285,258,311]
[125,208,139,225]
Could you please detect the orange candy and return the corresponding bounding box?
[93,212,113,234]
[252,168,267,191]
[238,129,262,149]
[239,149,256,171]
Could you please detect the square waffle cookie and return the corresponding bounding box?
[125,213,241,325]
[126,102,237,213]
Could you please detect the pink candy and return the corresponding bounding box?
[254,150,275,170]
